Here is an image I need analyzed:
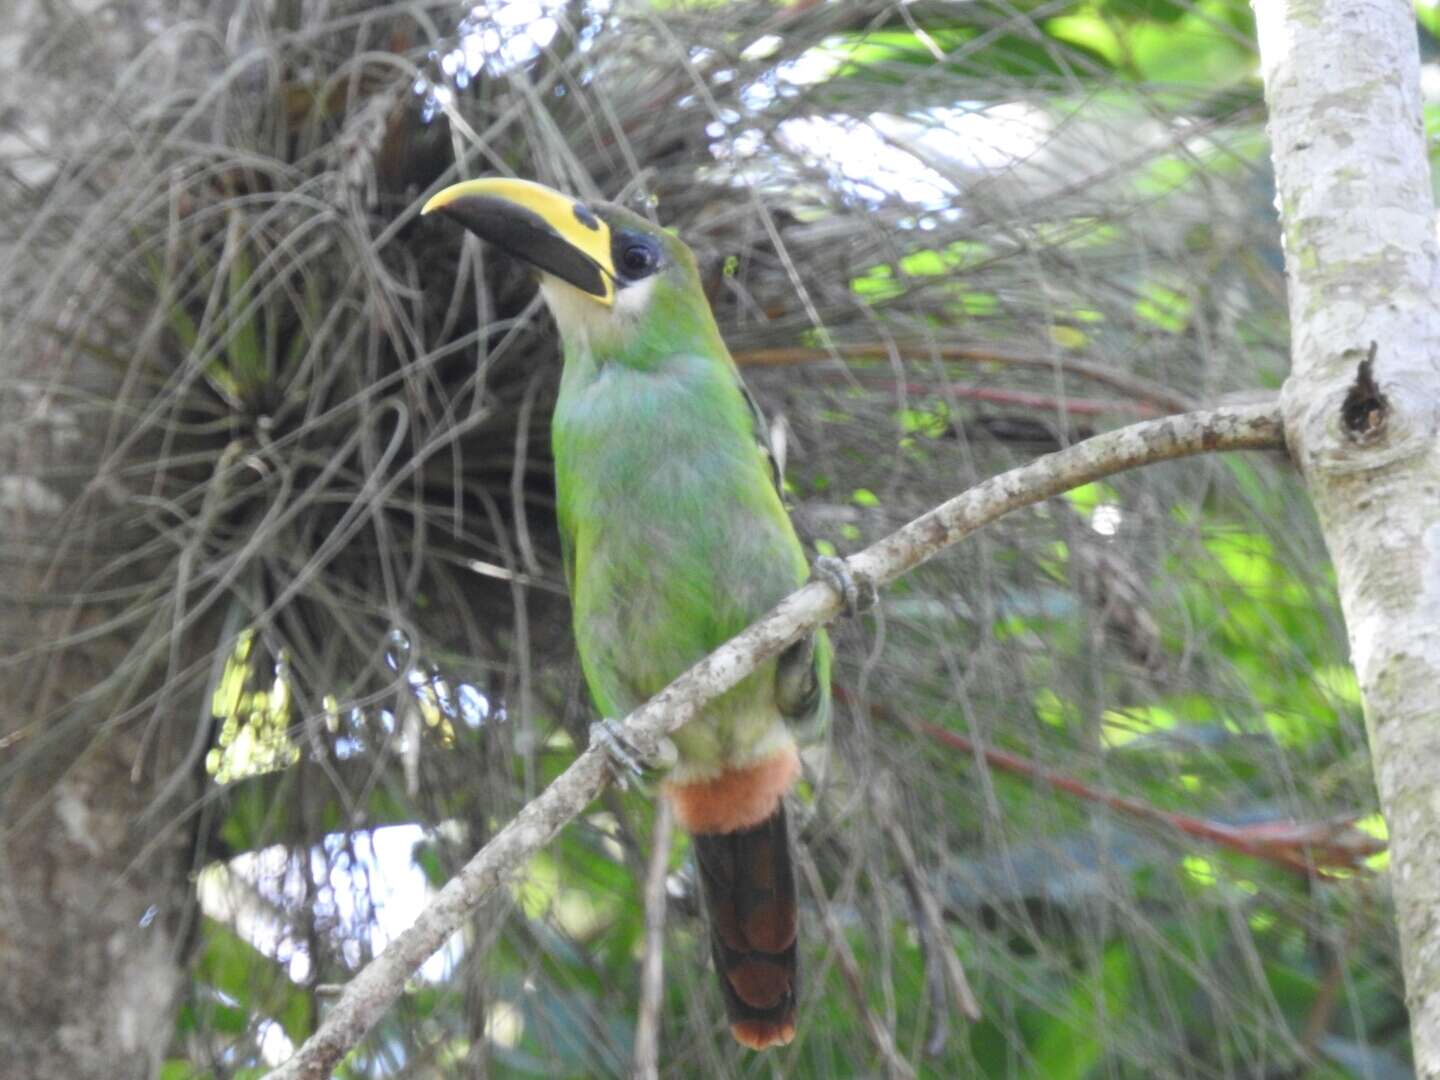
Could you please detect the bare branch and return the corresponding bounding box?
[795,845,917,1080]
[858,695,1386,879]
[1258,0,1440,1070]
[922,719,1383,877]
[265,402,1282,1080]
[732,343,1195,414]
[632,800,674,1080]
[877,786,982,1041]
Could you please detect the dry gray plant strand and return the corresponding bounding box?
[632,799,675,1080]
[265,401,1283,1080]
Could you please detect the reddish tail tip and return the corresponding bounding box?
[732,1017,797,1050]
[691,804,800,1052]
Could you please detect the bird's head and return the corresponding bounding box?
[422,178,718,358]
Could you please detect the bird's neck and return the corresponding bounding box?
[542,278,727,372]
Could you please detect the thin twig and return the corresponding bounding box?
[632,800,674,1080]
[912,881,950,1059]
[732,343,1194,414]
[900,712,1384,878]
[878,783,953,1057]
[265,402,1283,1080]
[1298,912,1358,1061]
[877,788,982,1036]
[771,363,1166,417]
[795,846,917,1080]
[844,376,1165,418]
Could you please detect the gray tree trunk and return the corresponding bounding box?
[1,2,208,1076]
[0,245,206,1080]
[1256,1,1440,1074]
[0,703,195,1080]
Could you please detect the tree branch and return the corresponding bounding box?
[876,782,982,1051]
[1257,1,1440,1073]
[795,845,916,1080]
[632,800,674,1080]
[265,402,1282,1080]
[904,711,1384,878]
[732,343,1194,414]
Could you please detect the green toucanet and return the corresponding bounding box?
[423,177,830,1049]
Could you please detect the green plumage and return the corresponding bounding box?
[423,178,823,1047]
[547,208,828,782]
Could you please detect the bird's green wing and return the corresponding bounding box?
[737,373,787,505]
[732,366,830,730]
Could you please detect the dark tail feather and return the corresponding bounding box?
[691,804,798,1050]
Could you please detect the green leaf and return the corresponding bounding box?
[1030,941,1133,1079]
[1135,281,1192,332]
[194,918,314,1043]
[223,217,267,398]
[1044,12,1127,69]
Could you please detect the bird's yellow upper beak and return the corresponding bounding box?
[422,178,616,305]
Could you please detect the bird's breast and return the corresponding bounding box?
[552,357,807,711]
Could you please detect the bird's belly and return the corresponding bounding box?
[554,359,807,771]
[578,462,795,691]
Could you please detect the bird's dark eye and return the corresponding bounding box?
[618,239,659,279]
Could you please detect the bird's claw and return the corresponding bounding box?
[813,555,877,617]
[589,718,675,788]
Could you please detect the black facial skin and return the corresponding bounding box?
[434,193,669,298]
[612,231,663,283]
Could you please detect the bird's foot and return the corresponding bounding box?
[589,718,676,789]
[813,555,877,617]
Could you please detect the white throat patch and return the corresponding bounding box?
[539,275,657,355]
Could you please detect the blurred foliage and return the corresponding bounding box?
[0,0,1418,1076]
